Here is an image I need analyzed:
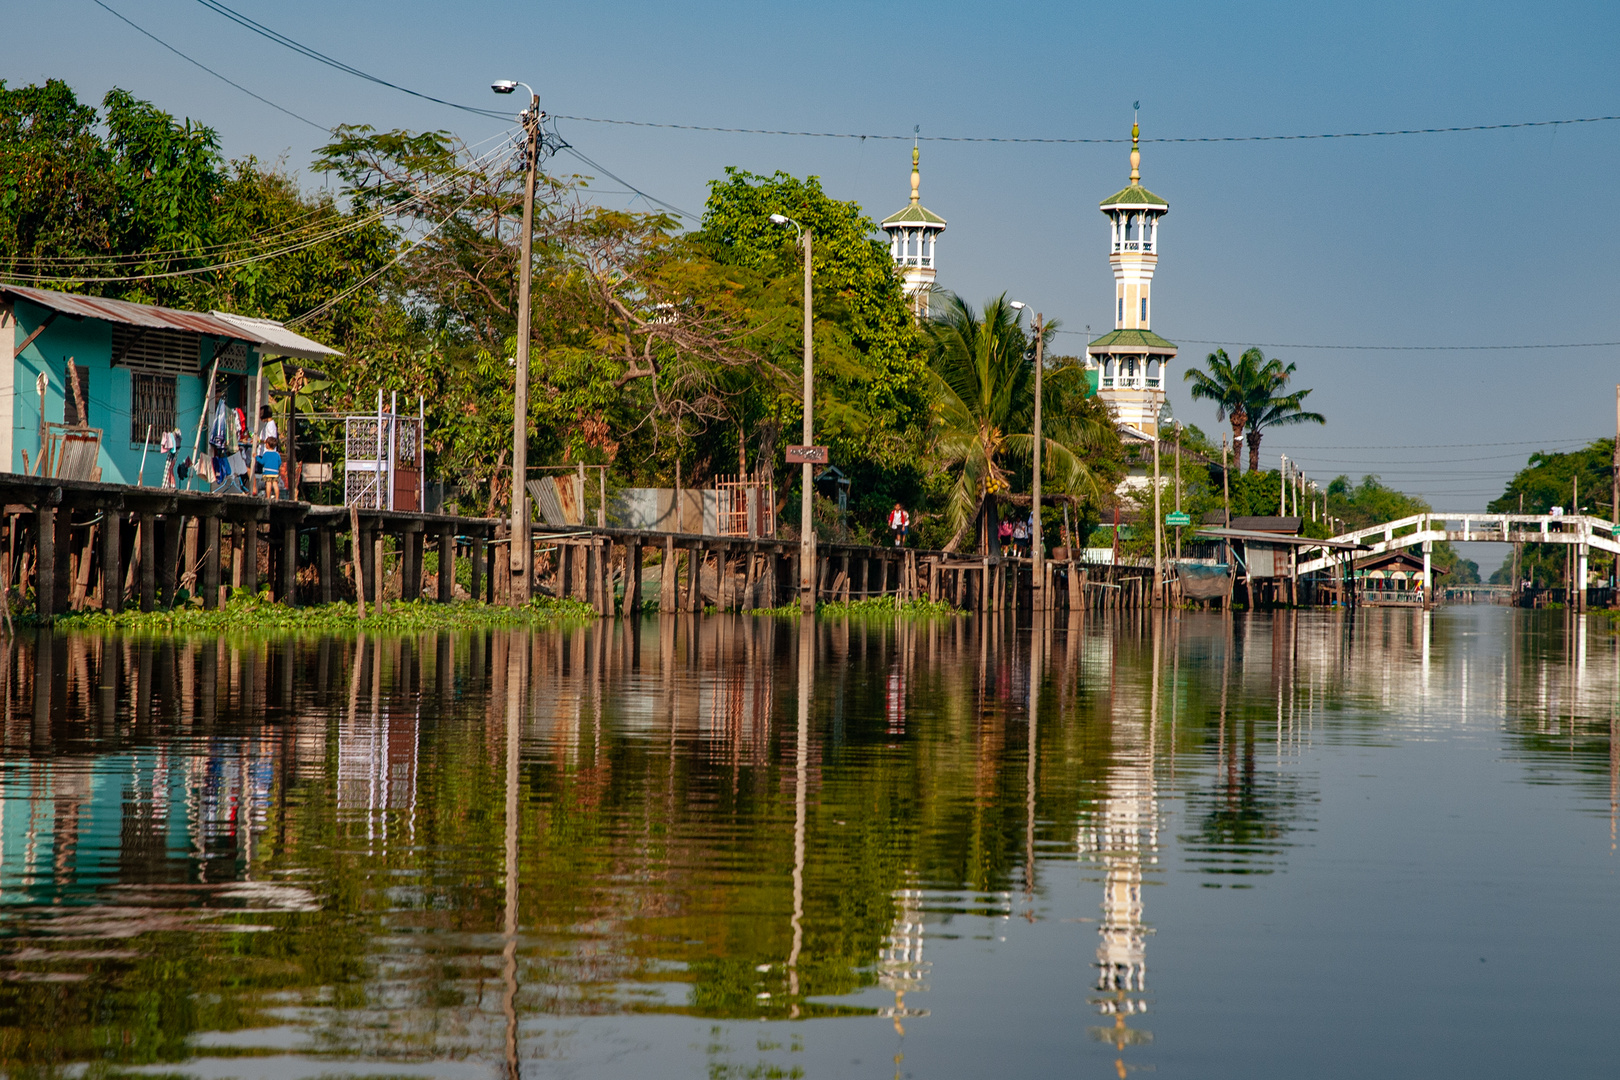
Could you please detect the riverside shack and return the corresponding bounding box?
[0,284,338,484]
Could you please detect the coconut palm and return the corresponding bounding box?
[1244,383,1325,473]
[924,292,1107,552]
[1183,347,1266,473]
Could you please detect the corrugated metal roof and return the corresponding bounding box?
[1,283,251,339]
[209,311,341,361]
[2,284,341,361]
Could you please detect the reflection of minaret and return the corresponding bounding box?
[1079,639,1160,1064]
[877,886,930,1033]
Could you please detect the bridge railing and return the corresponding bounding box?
[1296,513,1620,576]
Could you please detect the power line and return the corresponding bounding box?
[1057,329,1620,350]
[558,145,699,223]
[191,0,509,122]
[1271,439,1596,450]
[546,111,1620,144]
[90,0,327,131]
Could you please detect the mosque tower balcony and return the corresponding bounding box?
[880,144,947,319]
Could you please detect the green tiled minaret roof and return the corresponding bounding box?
[1086,328,1178,351]
[1099,119,1168,209]
[882,144,947,227]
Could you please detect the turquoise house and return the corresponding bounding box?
[0,284,338,485]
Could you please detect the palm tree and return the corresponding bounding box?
[924,293,1107,552]
[1244,383,1325,473]
[1183,348,1266,473]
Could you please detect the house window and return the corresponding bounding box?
[131,373,176,444]
[63,366,90,426]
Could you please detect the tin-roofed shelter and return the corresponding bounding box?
[0,285,338,486]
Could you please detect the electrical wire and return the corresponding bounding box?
[191,0,509,121]
[3,140,519,285]
[90,0,328,131]
[1056,329,1620,350]
[546,111,1620,144]
[14,124,521,268]
[558,145,699,222]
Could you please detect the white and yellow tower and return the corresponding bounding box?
[1087,121,1177,437]
[881,144,947,318]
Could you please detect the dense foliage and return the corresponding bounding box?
[1485,439,1614,587]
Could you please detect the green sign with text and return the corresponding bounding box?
[1165,512,1192,527]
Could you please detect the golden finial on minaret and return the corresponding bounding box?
[910,143,921,206]
[1130,114,1141,185]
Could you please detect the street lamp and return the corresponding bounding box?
[770,214,817,614]
[493,78,540,604]
[1010,301,1046,608]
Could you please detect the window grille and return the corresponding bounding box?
[111,325,202,377]
[131,373,176,444]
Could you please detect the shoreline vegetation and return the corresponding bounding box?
[44,590,965,635]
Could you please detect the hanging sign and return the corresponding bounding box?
[785,445,829,464]
[1165,511,1191,527]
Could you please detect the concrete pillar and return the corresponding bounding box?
[139,512,157,612]
[1578,542,1589,612]
[101,511,122,613]
[34,506,55,620]
[281,523,298,605]
[438,525,455,603]
[201,515,219,609]
[623,542,642,617]
[1421,541,1432,611]
[52,509,71,616]
[318,526,335,605]
[240,519,259,596]
[402,529,422,601]
[469,531,486,604]
[687,545,704,613]
[661,535,676,612]
[159,517,183,607]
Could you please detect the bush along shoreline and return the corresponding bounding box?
[50,591,598,635]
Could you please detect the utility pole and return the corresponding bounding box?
[1031,312,1045,608]
[799,228,815,614]
[495,81,541,605]
[1279,455,1288,517]
[1174,423,1182,563]
[1153,427,1162,607]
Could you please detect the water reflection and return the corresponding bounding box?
[0,607,1615,1075]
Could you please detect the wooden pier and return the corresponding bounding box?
[0,473,1176,620]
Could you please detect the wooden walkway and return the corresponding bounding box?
[0,473,1169,620]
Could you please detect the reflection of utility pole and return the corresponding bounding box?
[788,615,810,1015]
[1026,608,1041,910]
[502,632,523,1079]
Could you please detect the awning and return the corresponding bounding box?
[209,311,342,361]
[1195,526,1370,551]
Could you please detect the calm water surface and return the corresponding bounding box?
[1,607,1618,1078]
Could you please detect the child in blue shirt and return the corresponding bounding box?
[257,437,283,500]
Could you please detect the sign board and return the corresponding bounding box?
[1165,511,1191,527]
[785,445,829,464]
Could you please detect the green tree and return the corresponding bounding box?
[1328,474,1479,582]
[1183,347,1267,472]
[923,293,1108,551]
[1485,440,1614,588]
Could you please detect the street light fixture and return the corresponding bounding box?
[1010,301,1046,608]
[770,214,816,613]
[493,78,540,603]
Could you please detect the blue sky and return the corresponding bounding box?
[9,0,1620,557]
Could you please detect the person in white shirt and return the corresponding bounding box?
[254,405,279,496]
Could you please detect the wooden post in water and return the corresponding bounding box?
[281,523,299,605]
[623,541,642,617]
[661,535,676,612]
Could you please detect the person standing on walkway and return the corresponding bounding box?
[889,502,910,547]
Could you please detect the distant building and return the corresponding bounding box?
[1086,121,1177,441]
[0,285,337,484]
[880,144,946,319]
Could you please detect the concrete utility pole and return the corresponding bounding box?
[772,214,816,613]
[801,228,814,613]
[1012,302,1046,607]
[493,79,541,604]
[1153,428,1162,607]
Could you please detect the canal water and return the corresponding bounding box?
[1,606,1618,1078]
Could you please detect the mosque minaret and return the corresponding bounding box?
[1086,120,1178,437]
[881,144,947,319]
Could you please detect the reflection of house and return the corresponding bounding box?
[1355,550,1444,605]
[0,285,337,483]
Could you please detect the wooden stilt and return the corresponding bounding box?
[437,525,455,603]
[202,515,220,610]
[139,512,157,613]
[35,505,55,621]
[102,512,123,613]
